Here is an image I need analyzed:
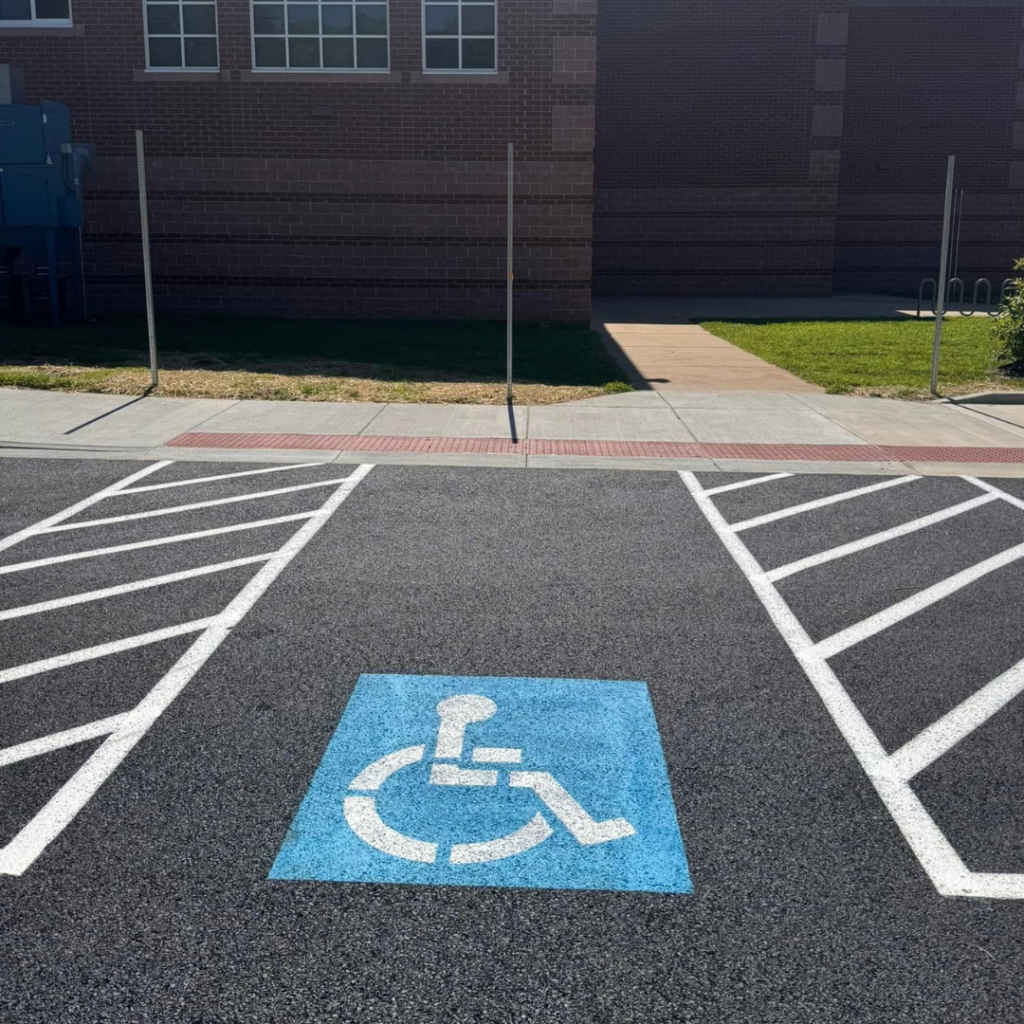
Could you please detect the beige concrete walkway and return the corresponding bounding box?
[592,297,824,393]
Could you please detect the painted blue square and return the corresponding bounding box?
[269,675,692,894]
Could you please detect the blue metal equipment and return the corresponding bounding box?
[1,81,90,325]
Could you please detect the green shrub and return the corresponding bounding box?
[603,380,634,394]
[993,257,1024,368]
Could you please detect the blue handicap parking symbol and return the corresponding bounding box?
[269,675,692,894]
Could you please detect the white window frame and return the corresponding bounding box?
[249,1,391,74]
[421,0,497,75]
[0,0,73,27]
[143,0,220,72]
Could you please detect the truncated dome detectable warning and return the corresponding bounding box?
[269,675,692,894]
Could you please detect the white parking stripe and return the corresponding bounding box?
[119,462,324,494]
[0,617,220,686]
[815,539,1024,661]
[703,472,793,496]
[765,494,998,582]
[675,471,978,897]
[0,553,275,622]
[730,475,919,533]
[0,461,171,555]
[0,513,316,576]
[42,477,356,533]
[887,656,1024,783]
[0,714,130,768]
[680,470,1016,900]
[964,476,1024,513]
[0,464,374,877]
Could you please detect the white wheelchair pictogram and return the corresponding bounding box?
[343,694,637,865]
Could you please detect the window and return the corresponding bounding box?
[251,2,389,71]
[145,2,219,69]
[0,0,72,25]
[423,0,495,72]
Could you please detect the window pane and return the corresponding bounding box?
[424,5,457,36]
[323,36,354,67]
[357,37,387,68]
[35,0,70,17]
[185,37,218,67]
[149,37,183,68]
[425,38,458,69]
[461,5,494,36]
[0,0,33,20]
[252,4,284,34]
[289,36,321,67]
[287,3,319,34]
[146,4,180,34]
[462,38,494,70]
[355,4,386,35]
[182,4,217,35]
[254,36,286,66]
[321,4,353,35]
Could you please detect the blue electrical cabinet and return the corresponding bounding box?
[0,100,87,324]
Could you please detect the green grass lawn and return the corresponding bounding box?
[701,317,1022,397]
[0,316,630,405]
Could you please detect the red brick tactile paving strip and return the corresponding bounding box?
[165,432,1024,465]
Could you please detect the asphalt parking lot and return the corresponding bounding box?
[1,456,1022,1023]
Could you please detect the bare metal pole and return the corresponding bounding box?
[931,156,955,396]
[506,142,514,403]
[136,129,158,389]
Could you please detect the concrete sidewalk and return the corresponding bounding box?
[591,293,984,394]
[3,387,1024,477]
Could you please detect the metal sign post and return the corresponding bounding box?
[506,142,514,404]
[930,155,956,396]
[135,129,158,389]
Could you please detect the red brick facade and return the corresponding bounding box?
[594,0,1024,298]
[1,0,596,320]
[2,1,1022,318]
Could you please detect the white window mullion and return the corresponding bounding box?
[423,0,496,74]
[0,0,73,26]
[144,0,219,72]
[251,1,389,73]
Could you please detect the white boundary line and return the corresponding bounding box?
[730,475,919,533]
[964,476,1024,513]
[815,539,1024,661]
[680,471,1024,899]
[0,553,275,622]
[702,473,793,497]
[0,464,374,876]
[0,513,316,576]
[119,462,324,494]
[766,494,998,582]
[0,461,171,556]
[41,476,357,533]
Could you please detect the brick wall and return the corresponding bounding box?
[835,4,1024,293]
[5,0,1022,315]
[0,0,596,321]
[594,0,1024,298]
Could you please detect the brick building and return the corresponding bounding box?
[1,0,1022,321]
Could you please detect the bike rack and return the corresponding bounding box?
[916,276,1006,318]
[946,277,965,313]
[918,278,937,317]
[960,278,992,318]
